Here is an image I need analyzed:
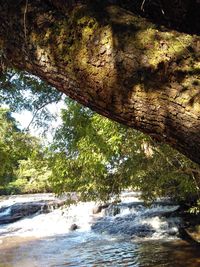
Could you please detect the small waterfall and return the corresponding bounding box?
[0,192,181,240]
[0,201,96,238]
[0,193,199,267]
[92,192,180,239]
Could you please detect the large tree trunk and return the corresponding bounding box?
[0,1,200,163]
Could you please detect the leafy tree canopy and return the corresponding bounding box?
[0,81,199,211]
[50,99,200,205]
[0,70,63,129]
[0,107,52,194]
[0,108,39,185]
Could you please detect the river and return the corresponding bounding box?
[0,192,199,267]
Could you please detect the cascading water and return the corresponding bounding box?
[0,192,199,267]
[92,202,180,239]
[0,192,179,239]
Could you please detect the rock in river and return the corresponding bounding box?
[0,199,66,224]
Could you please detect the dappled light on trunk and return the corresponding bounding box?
[0,0,199,164]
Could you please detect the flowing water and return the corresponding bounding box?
[0,192,199,267]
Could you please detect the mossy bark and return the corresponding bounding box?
[0,1,200,163]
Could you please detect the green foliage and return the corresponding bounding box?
[0,108,34,185]
[0,69,63,130]
[1,98,199,208]
[189,200,200,214]
[131,144,200,204]
[50,99,200,204]
[0,108,52,194]
[14,146,52,193]
[0,70,199,207]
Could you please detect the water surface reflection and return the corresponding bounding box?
[0,234,200,267]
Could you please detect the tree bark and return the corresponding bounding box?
[0,1,200,163]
